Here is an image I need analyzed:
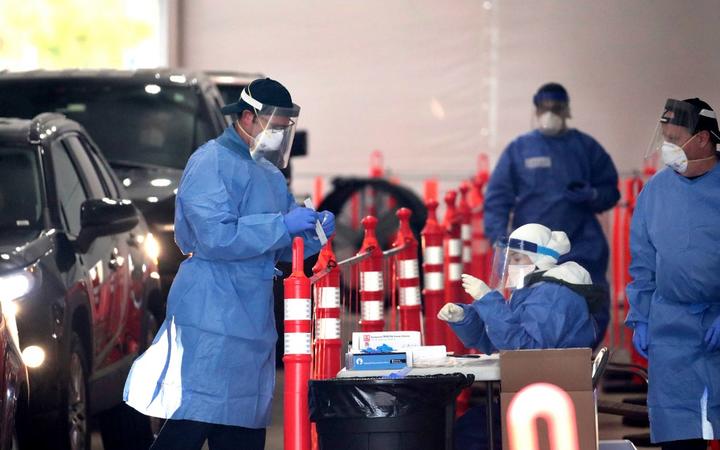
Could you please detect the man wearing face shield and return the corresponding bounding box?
[625,98,720,450]
[438,224,601,450]
[483,83,619,348]
[123,78,335,450]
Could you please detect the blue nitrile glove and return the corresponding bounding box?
[319,210,335,237]
[564,181,596,204]
[632,322,649,359]
[705,315,720,352]
[283,207,318,235]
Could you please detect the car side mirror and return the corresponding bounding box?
[76,199,139,253]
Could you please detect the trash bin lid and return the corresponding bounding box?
[309,373,474,421]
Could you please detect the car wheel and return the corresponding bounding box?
[318,177,427,306]
[61,333,89,450]
[99,312,160,449]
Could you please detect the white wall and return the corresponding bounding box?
[496,0,720,177]
[180,0,720,198]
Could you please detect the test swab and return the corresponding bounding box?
[303,198,328,245]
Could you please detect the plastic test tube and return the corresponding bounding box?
[303,198,328,245]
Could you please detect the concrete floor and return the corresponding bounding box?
[89,369,286,450]
[90,368,659,450]
[597,399,657,449]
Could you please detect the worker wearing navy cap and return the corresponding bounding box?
[124,78,335,450]
[627,97,720,450]
[483,82,620,348]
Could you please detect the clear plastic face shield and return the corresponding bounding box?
[646,99,701,159]
[240,88,300,169]
[489,239,541,296]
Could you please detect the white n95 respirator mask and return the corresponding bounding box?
[251,128,289,168]
[538,112,564,135]
[254,128,285,152]
[661,141,689,173]
[233,85,300,169]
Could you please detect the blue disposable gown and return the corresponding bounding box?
[449,280,596,353]
[625,164,720,443]
[452,277,596,450]
[123,126,322,428]
[483,129,619,343]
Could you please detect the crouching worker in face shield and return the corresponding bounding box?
[438,223,602,352]
[438,223,603,450]
[123,78,335,450]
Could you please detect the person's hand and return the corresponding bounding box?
[461,274,491,299]
[437,303,465,323]
[564,181,596,204]
[283,207,318,235]
[319,210,335,237]
[705,315,720,352]
[632,322,649,359]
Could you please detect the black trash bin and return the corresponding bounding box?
[309,374,474,450]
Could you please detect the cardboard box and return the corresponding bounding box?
[500,348,598,450]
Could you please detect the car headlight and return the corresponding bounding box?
[0,270,31,353]
[22,345,45,368]
[144,233,161,262]
[0,270,34,303]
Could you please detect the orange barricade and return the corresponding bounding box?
[421,200,446,345]
[312,237,342,380]
[369,150,384,178]
[469,154,491,282]
[458,183,474,302]
[358,216,385,332]
[609,176,644,363]
[424,178,439,203]
[283,238,312,450]
[393,208,422,333]
[313,176,324,207]
[443,191,465,355]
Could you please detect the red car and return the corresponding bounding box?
[0,301,27,450]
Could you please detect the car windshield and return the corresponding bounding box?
[0,80,217,169]
[215,83,246,106]
[0,146,43,229]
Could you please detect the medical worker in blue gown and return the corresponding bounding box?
[626,98,720,450]
[438,223,601,450]
[483,82,620,346]
[123,78,335,450]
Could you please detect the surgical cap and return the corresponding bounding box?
[533,82,569,106]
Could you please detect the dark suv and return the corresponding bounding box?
[0,302,26,450]
[0,69,228,297]
[205,70,262,106]
[0,113,160,449]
